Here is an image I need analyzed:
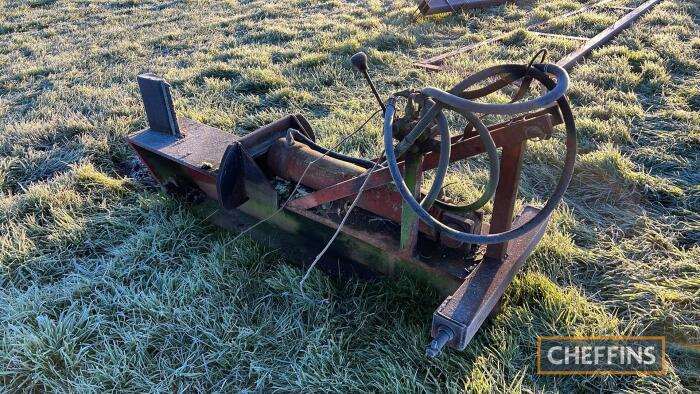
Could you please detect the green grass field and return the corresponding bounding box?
[1,0,699,392]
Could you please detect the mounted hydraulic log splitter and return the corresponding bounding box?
[128,53,577,358]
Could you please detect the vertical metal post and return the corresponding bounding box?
[485,142,526,261]
[400,153,424,255]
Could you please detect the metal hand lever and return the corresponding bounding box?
[350,52,386,113]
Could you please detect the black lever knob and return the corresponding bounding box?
[350,51,369,73]
[350,52,386,113]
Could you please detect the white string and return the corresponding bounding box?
[298,153,385,298]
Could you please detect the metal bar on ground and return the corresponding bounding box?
[415,0,613,70]
[556,0,662,70]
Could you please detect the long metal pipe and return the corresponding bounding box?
[265,138,440,237]
[267,138,369,188]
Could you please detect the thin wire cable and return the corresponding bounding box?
[298,152,385,295]
[227,109,382,246]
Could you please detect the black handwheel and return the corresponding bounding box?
[384,63,577,245]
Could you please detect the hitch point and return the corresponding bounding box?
[426,326,454,358]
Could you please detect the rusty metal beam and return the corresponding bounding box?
[430,205,548,352]
[266,138,409,227]
[415,0,613,70]
[556,0,662,70]
[484,141,525,261]
[417,0,662,72]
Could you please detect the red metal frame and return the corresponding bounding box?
[287,107,558,213]
[128,85,563,356]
